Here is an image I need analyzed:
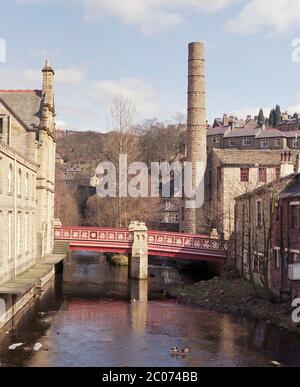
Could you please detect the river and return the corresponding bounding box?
[0,252,300,367]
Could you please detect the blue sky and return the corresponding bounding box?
[0,0,300,131]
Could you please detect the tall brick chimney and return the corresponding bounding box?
[184,42,207,234]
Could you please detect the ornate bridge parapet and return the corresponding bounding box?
[54,222,228,279]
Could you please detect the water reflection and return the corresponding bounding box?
[129,280,148,332]
[0,252,300,367]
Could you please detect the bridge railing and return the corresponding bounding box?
[54,226,228,255]
[54,226,133,245]
[148,231,227,255]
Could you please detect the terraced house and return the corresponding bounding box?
[0,61,56,289]
[235,159,300,299]
[207,115,300,152]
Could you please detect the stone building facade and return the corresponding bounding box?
[207,123,299,153]
[235,168,300,299]
[206,149,298,239]
[0,61,56,286]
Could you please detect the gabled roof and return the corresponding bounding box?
[0,90,43,130]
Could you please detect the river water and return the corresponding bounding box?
[0,252,300,367]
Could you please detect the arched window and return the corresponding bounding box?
[8,164,13,193]
[25,172,29,199]
[17,168,22,196]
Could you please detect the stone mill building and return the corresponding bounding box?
[0,61,56,290]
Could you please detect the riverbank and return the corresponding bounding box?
[170,277,300,336]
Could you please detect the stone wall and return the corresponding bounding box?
[0,141,37,285]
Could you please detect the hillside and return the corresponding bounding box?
[56,130,106,169]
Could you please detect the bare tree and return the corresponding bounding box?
[173,112,187,126]
[102,95,140,227]
[55,171,81,226]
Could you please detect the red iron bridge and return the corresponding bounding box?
[54,226,228,263]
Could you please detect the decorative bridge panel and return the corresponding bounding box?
[54,227,227,260]
[148,231,227,254]
[54,227,133,245]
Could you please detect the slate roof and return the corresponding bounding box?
[207,127,230,136]
[256,128,284,138]
[283,131,300,138]
[213,149,299,166]
[236,174,297,201]
[0,90,43,130]
[280,177,300,199]
[224,127,261,138]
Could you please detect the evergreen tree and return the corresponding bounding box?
[258,108,265,125]
[275,105,282,128]
[269,109,275,127]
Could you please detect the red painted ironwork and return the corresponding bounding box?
[54,226,227,262]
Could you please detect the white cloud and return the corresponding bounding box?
[83,0,236,34]
[29,47,62,59]
[21,66,84,84]
[228,0,300,35]
[56,119,68,128]
[56,68,84,83]
[17,0,300,36]
[91,77,158,114]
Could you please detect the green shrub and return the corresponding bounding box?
[109,254,129,267]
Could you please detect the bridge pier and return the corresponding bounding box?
[128,222,148,280]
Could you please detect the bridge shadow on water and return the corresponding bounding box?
[59,251,213,301]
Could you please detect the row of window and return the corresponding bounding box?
[212,137,299,149]
[2,164,35,200]
[5,211,35,260]
[240,167,279,183]
[255,201,299,229]
[244,250,299,274]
